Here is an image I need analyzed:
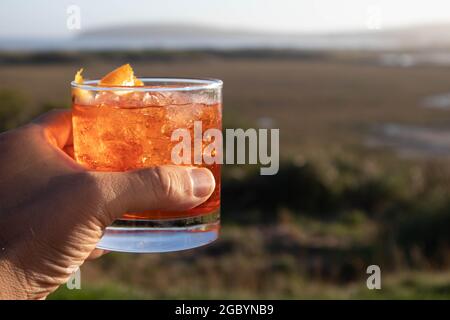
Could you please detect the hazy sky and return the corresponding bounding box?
[1,0,450,38]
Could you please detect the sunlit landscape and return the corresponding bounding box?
[1,48,450,298]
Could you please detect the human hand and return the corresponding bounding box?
[0,110,215,299]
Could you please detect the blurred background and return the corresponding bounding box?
[1,0,450,299]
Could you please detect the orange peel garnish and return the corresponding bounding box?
[74,68,84,84]
[72,64,144,105]
[99,64,144,87]
[73,68,93,104]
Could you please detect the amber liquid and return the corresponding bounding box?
[72,99,221,220]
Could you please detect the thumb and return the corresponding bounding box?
[93,165,216,223]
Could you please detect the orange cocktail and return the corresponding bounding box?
[71,65,222,253]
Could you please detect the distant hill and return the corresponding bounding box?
[3,23,450,51]
[76,23,450,50]
[79,24,252,38]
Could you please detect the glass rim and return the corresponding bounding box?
[71,77,223,92]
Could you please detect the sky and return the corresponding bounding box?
[1,0,450,38]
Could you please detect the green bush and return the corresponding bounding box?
[0,89,26,132]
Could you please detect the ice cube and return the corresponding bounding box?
[192,91,218,105]
[94,91,120,107]
[142,92,171,106]
[165,103,204,130]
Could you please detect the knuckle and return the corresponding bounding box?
[128,169,151,195]
[149,166,193,201]
[151,166,174,198]
[88,173,123,225]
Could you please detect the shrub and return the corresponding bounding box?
[0,89,26,132]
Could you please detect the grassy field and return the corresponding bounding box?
[2,51,450,152]
[1,50,450,299]
[49,269,450,300]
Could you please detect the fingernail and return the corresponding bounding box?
[190,168,215,198]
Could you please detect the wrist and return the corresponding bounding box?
[0,244,52,300]
[0,256,29,299]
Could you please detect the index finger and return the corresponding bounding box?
[32,109,73,149]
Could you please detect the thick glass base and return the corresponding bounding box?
[97,210,220,253]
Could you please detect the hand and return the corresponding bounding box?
[0,110,215,299]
